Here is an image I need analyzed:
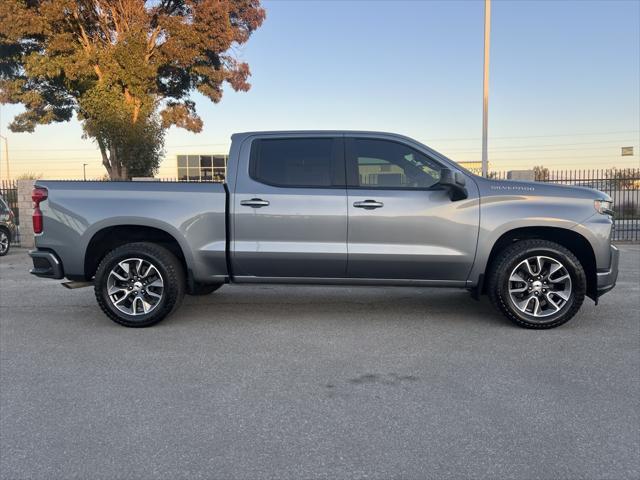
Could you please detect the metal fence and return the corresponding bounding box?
[2,168,638,243]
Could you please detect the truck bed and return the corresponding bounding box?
[34,180,228,283]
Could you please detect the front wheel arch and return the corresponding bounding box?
[482,227,597,300]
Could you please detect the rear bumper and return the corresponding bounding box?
[596,244,619,297]
[29,249,64,279]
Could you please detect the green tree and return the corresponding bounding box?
[533,165,550,181]
[15,172,42,180]
[607,167,638,190]
[0,0,265,179]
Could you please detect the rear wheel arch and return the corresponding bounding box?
[482,227,597,300]
[84,225,189,282]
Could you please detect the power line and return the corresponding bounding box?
[443,144,638,154]
[11,140,638,161]
[428,130,638,141]
[9,142,231,152]
[6,129,639,152]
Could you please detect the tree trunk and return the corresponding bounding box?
[97,140,128,180]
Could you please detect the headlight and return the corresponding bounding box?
[594,199,614,216]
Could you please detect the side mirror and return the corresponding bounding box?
[439,168,468,201]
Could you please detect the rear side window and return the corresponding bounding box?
[0,198,8,214]
[250,138,342,187]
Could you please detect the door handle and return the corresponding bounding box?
[241,198,270,208]
[353,200,384,209]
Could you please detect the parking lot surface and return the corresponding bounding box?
[1,245,639,480]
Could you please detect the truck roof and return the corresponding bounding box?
[232,130,414,140]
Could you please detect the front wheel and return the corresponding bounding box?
[487,239,586,329]
[94,242,185,327]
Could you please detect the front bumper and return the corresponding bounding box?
[29,249,64,279]
[596,244,619,297]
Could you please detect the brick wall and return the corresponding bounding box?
[17,180,35,248]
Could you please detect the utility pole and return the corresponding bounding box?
[0,134,9,181]
[83,163,88,181]
[481,0,491,177]
[0,104,8,181]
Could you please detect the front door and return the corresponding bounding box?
[345,136,479,281]
[231,135,348,278]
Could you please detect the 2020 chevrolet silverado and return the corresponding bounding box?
[28,131,619,328]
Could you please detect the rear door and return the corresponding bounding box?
[345,136,479,282]
[231,135,348,278]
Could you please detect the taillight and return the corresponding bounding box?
[32,187,48,234]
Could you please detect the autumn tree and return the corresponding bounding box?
[0,0,265,179]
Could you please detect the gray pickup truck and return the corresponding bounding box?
[29,131,618,329]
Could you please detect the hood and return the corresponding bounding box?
[474,177,611,201]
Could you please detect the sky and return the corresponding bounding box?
[0,0,639,180]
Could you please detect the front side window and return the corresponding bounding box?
[349,138,441,189]
[250,138,339,187]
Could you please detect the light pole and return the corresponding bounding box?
[0,134,9,181]
[0,103,7,181]
[83,163,88,181]
[481,0,491,177]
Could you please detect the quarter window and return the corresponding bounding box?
[250,138,339,187]
[350,139,441,189]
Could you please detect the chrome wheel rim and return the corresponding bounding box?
[508,255,572,319]
[107,258,164,316]
[0,232,8,254]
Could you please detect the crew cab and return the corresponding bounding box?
[28,131,619,328]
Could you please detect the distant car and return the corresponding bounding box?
[0,194,17,256]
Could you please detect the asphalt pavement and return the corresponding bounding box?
[1,245,639,480]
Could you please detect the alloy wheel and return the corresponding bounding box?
[106,258,164,315]
[508,255,572,319]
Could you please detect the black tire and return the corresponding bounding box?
[188,283,223,296]
[94,242,185,327]
[487,239,586,329]
[0,227,10,256]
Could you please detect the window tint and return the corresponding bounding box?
[351,139,441,189]
[251,138,336,187]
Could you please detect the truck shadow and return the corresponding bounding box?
[175,285,508,328]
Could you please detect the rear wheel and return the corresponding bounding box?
[487,239,586,329]
[0,229,10,256]
[94,242,185,327]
